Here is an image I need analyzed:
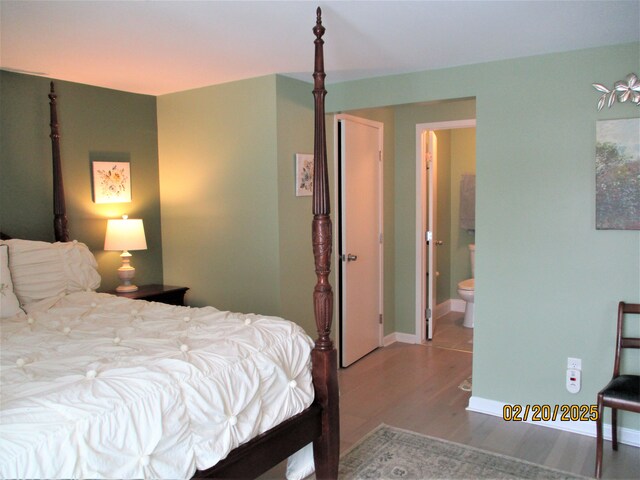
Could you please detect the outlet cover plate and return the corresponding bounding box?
[567,357,582,370]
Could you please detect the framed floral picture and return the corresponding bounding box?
[91,161,132,203]
[295,154,313,196]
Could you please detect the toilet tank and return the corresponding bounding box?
[469,244,475,277]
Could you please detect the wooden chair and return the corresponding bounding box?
[595,301,640,478]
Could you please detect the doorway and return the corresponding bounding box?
[415,120,476,343]
[336,114,384,367]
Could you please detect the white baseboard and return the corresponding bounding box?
[384,300,466,346]
[383,332,418,346]
[435,299,466,318]
[467,396,640,448]
[450,299,466,313]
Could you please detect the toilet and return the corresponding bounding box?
[457,244,475,328]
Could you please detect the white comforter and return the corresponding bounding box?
[0,292,314,479]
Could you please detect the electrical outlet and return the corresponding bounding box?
[567,357,582,370]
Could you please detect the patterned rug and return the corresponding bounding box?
[339,425,587,479]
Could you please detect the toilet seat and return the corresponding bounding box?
[458,278,474,291]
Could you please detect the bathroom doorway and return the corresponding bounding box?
[415,120,476,345]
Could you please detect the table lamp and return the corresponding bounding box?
[104,215,147,292]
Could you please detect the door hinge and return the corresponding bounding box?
[425,231,432,244]
[379,232,383,244]
[379,151,382,162]
[426,308,432,320]
[426,160,432,170]
[379,314,383,324]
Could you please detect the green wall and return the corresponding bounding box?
[157,75,281,315]
[157,75,331,338]
[327,42,640,428]
[275,75,321,336]
[0,71,163,291]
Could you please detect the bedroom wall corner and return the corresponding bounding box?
[157,75,281,315]
[0,70,163,291]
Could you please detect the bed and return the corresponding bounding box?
[0,8,338,479]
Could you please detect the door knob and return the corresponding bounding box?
[347,254,358,262]
[435,240,444,246]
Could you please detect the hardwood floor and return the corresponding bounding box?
[339,341,638,479]
[263,314,639,478]
[430,310,473,353]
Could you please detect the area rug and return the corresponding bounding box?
[338,425,586,479]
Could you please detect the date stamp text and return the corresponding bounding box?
[502,404,598,422]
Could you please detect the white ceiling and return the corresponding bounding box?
[1,0,638,96]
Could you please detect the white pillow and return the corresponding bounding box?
[0,244,24,317]
[1,239,101,305]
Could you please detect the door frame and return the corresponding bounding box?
[334,113,384,364]
[415,119,476,343]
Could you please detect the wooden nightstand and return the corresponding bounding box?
[108,284,189,306]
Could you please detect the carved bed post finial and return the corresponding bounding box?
[49,82,69,242]
[311,8,340,479]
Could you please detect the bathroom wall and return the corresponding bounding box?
[434,127,477,304]
[435,128,476,304]
[450,128,476,293]
[434,130,452,304]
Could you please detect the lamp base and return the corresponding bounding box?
[116,284,139,293]
[116,251,139,293]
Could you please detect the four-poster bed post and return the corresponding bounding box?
[310,7,340,479]
[49,82,69,243]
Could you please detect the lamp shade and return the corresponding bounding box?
[104,216,147,251]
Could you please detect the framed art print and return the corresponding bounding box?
[295,153,313,196]
[595,118,640,230]
[92,161,131,204]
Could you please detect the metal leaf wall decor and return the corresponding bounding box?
[593,73,640,111]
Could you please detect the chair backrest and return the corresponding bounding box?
[613,301,640,377]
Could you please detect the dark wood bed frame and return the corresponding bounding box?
[5,8,339,479]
